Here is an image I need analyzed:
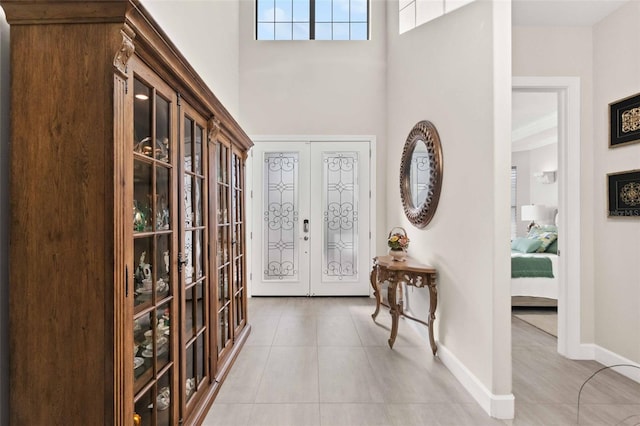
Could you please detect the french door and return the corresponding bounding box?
[251,140,371,296]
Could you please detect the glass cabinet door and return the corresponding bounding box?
[216,141,233,360]
[231,149,247,333]
[132,74,176,426]
[180,105,210,413]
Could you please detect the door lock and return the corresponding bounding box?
[303,219,309,233]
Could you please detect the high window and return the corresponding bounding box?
[256,0,369,40]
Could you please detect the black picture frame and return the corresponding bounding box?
[608,170,640,217]
[609,93,640,147]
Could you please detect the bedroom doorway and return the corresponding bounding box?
[511,90,559,337]
[512,77,583,359]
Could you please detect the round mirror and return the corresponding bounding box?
[400,121,443,228]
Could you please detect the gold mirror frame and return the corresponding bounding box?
[400,120,443,228]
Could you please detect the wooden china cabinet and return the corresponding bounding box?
[3,1,251,425]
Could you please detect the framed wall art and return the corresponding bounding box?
[609,93,640,147]
[608,169,640,217]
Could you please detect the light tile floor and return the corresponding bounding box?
[202,297,640,426]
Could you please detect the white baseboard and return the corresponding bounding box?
[590,344,640,383]
[438,343,515,419]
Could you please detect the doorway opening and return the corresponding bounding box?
[512,77,584,359]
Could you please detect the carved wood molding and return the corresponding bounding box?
[208,117,221,142]
[113,24,135,78]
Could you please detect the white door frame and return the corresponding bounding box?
[512,77,586,359]
[246,135,377,297]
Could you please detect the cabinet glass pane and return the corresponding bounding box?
[195,230,203,280]
[195,282,204,330]
[195,178,202,227]
[219,267,229,303]
[235,290,244,328]
[134,238,153,309]
[184,117,193,172]
[232,225,239,260]
[222,306,230,345]
[218,185,227,224]
[184,174,193,228]
[134,311,153,390]
[185,286,194,341]
[156,303,170,371]
[155,95,170,163]
[134,387,153,426]
[134,160,153,233]
[195,125,203,174]
[196,333,205,384]
[217,309,228,353]
[133,78,152,158]
[155,235,170,300]
[156,372,172,426]
[184,230,193,285]
[220,226,229,264]
[234,258,242,293]
[156,167,170,231]
[185,343,195,402]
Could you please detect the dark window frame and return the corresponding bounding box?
[255,0,370,40]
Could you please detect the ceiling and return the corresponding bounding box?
[512,0,628,26]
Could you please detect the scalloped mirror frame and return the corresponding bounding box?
[400,120,443,228]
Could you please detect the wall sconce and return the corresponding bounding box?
[533,170,556,184]
[521,204,545,232]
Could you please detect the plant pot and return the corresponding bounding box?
[388,249,407,261]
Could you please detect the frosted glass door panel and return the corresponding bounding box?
[322,152,359,282]
[251,142,310,296]
[263,152,299,281]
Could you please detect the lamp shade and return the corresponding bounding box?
[521,204,544,221]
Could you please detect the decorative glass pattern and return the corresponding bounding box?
[263,152,299,280]
[323,152,358,281]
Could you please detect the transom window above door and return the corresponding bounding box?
[256,0,369,40]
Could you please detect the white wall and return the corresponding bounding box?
[0,8,8,426]
[529,143,558,223]
[593,2,640,362]
[387,0,513,417]
[512,26,595,342]
[142,0,241,117]
[512,144,558,236]
[238,0,388,254]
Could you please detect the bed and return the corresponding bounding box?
[511,225,559,307]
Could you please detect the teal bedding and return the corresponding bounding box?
[511,253,554,278]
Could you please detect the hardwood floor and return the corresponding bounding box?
[509,315,640,425]
[202,297,640,425]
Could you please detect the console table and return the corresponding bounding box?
[370,255,438,355]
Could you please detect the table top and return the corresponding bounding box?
[374,255,436,273]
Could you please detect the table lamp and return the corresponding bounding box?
[521,204,544,232]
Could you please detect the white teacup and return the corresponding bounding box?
[142,278,152,291]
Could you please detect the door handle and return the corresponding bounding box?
[303,219,309,233]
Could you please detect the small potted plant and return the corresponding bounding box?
[388,227,410,261]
